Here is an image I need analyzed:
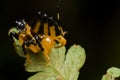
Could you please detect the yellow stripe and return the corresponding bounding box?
[50,26,56,37]
[44,23,48,35]
[34,21,41,33]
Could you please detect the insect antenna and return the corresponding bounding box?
[57,0,67,36]
[57,0,62,25]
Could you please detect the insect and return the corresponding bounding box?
[36,13,67,63]
[27,12,67,63]
[8,0,67,64]
[8,20,42,63]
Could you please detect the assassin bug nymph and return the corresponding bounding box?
[8,13,67,64]
[8,0,67,64]
[25,12,67,63]
[34,12,67,63]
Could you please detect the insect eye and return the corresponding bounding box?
[16,20,26,31]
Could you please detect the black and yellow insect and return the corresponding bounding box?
[8,20,42,63]
[35,12,67,63]
[8,0,67,64]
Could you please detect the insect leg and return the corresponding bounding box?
[58,26,67,36]
[43,23,49,35]
[43,49,50,64]
[34,35,44,51]
[9,31,19,48]
[9,31,19,42]
[33,21,41,33]
[22,41,30,54]
[22,41,32,65]
[54,36,67,48]
[50,26,56,38]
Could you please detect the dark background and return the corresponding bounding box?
[1,0,120,80]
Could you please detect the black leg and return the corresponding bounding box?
[9,31,19,43]
[34,35,44,51]
[22,41,30,55]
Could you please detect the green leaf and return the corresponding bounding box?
[102,67,120,80]
[62,45,86,80]
[107,67,120,78]
[49,46,66,71]
[24,51,47,72]
[28,45,86,80]
[28,65,64,80]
